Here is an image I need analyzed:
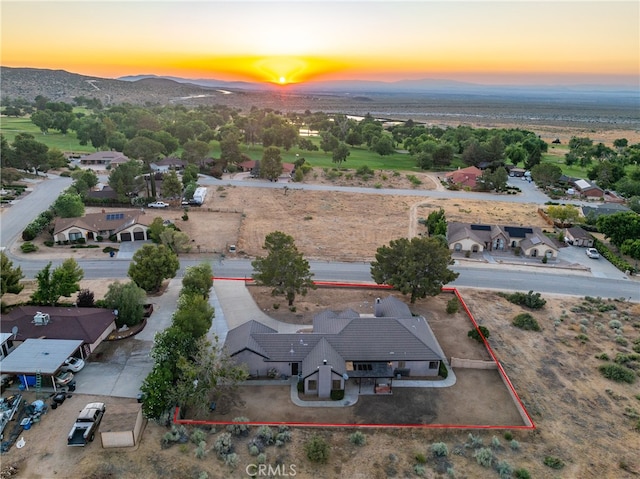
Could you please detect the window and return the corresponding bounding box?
[454,243,462,252]
[307,380,317,391]
[355,363,373,371]
[429,361,439,369]
[69,232,83,240]
[398,361,406,369]
[531,249,538,257]
[332,380,341,390]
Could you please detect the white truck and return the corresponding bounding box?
[67,402,105,446]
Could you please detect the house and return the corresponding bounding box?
[447,221,559,258]
[53,209,154,242]
[0,333,16,361]
[572,179,604,198]
[150,157,187,173]
[581,203,631,220]
[564,226,594,247]
[224,296,445,398]
[79,151,130,167]
[445,166,482,189]
[1,306,117,355]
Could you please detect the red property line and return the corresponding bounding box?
[174,281,535,430]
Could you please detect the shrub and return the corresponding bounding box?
[496,460,513,479]
[500,290,546,309]
[195,440,207,459]
[512,313,541,331]
[446,297,459,314]
[256,425,274,445]
[226,417,250,437]
[491,436,501,448]
[349,431,366,446]
[20,242,38,253]
[468,326,490,343]
[514,468,531,479]
[596,353,610,360]
[474,447,493,467]
[224,452,239,468]
[431,442,448,457]
[330,389,344,400]
[439,361,448,379]
[76,289,95,307]
[415,452,427,464]
[599,364,636,383]
[510,440,520,450]
[543,456,565,469]
[275,429,291,445]
[413,464,426,477]
[44,240,54,247]
[609,319,623,330]
[248,444,260,456]
[191,428,207,444]
[503,431,513,441]
[257,453,267,464]
[467,433,483,448]
[213,432,233,457]
[304,435,329,463]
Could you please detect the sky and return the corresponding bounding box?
[1,1,638,87]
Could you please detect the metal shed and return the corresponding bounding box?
[0,338,82,391]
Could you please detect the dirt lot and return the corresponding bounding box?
[2,288,639,479]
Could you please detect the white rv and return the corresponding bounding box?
[191,187,207,205]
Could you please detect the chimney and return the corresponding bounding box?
[374,297,382,317]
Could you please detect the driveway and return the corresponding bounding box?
[558,244,629,280]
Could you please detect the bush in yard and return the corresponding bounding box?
[349,431,366,446]
[512,313,541,331]
[305,435,329,463]
[330,389,344,400]
[226,417,250,437]
[500,290,546,309]
[431,442,448,456]
[20,242,38,253]
[474,447,494,467]
[468,326,490,343]
[190,428,207,445]
[213,432,233,457]
[543,456,565,469]
[76,288,95,307]
[514,468,531,479]
[496,460,513,479]
[599,363,636,383]
[446,297,459,314]
[439,361,449,379]
[256,425,274,446]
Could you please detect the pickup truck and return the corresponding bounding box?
[67,402,106,446]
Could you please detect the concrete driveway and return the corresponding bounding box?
[558,244,630,280]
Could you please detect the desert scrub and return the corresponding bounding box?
[195,441,207,459]
[599,363,636,383]
[466,433,483,448]
[304,435,329,463]
[474,447,494,467]
[503,431,513,441]
[446,297,459,314]
[226,417,250,436]
[609,319,623,330]
[512,313,541,331]
[224,452,239,468]
[468,326,490,343]
[413,464,426,477]
[510,440,520,450]
[543,456,565,469]
[213,432,233,457]
[499,290,546,309]
[514,468,531,479]
[496,460,513,479]
[491,436,501,448]
[415,452,427,464]
[190,428,207,444]
[431,442,448,456]
[349,430,366,446]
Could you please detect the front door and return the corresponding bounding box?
[291,363,299,376]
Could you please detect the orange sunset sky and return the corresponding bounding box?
[1,1,638,87]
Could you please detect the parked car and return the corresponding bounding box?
[67,402,106,446]
[147,201,169,208]
[586,248,600,259]
[61,357,85,373]
[54,370,74,386]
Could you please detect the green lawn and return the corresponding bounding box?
[0,117,94,153]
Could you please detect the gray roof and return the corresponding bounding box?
[0,338,83,375]
[225,296,443,375]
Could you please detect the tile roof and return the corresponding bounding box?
[53,210,154,236]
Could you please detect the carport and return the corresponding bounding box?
[0,338,83,392]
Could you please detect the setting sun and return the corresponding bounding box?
[279,76,286,84]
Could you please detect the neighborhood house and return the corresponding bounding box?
[224,296,446,398]
[447,221,559,258]
[53,210,154,243]
[79,151,130,167]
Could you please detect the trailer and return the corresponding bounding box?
[191,187,207,205]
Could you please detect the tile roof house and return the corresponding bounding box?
[79,151,130,167]
[53,209,154,243]
[447,221,559,258]
[1,306,117,356]
[445,166,482,189]
[225,296,445,398]
[150,157,188,172]
[581,204,631,219]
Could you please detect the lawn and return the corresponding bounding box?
[0,117,94,153]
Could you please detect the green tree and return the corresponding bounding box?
[47,147,67,169]
[260,146,283,181]
[505,144,527,166]
[159,228,191,254]
[319,131,339,153]
[181,140,211,166]
[182,164,199,187]
[140,365,174,420]
[162,169,183,199]
[31,259,84,305]
[70,169,98,196]
[332,142,351,165]
[252,231,315,306]
[371,135,395,156]
[31,110,54,134]
[147,217,166,243]
[128,244,180,292]
[370,236,459,303]
[425,209,447,236]
[621,239,640,262]
[52,192,85,218]
[477,167,508,192]
[172,336,248,416]
[587,160,626,190]
[546,205,580,224]
[12,133,49,175]
[171,293,214,338]
[597,212,640,247]
[0,251,24,296]
[104,281,147,328]
[108,159,144,201]
[124,136,164,164]
[181,263,214,298]
[531,163,562,188]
